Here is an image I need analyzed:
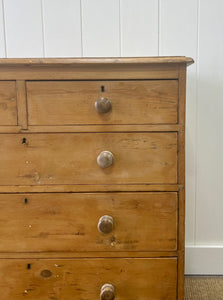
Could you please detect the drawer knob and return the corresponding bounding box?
[98,215,114,234]
[97,151,114,168]
[100,283,115,300]
[95,97,112,113]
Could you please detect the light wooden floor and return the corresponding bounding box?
[185,276,223,300]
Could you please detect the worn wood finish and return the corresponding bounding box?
[0,64,179,80]
[0,132,177,186]
[0,81,17,125]
[177,64,187,300]
[27,80,178,125]
[0,124,181,133]
[0,126,21,133]
[16,81,27,129]
[0,184,182,193]
[0,124,183,133]
[0,258,177,300]
[0,56,194,65]
[0,57,192,300]
[26,124,181,133]
[0,192,177,253]
[0,251,179,259]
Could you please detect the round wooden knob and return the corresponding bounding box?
[98,215,114,234]
[100,283,115,300]
[95,97,112,113]
[97,151,114,168]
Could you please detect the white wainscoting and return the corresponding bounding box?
[186,246,223,275]
[0,0,222,274]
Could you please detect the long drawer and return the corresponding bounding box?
[0,132,177,185]
[0,258,177,300]
[27,80,178,125]
[0,192,177,252]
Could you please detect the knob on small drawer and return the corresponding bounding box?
[98,215,114,234]
[97,151,114,168]
[95,97,112,113]
[100,283,115,300]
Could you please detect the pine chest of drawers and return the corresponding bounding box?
[0,57,193,300]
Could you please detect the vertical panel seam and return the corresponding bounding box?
[40,0,46,57]
[158,0,160,56]
[119,0,122,57]
[80,0,83,57]
[2,0,7,57]
[194,0,200,246]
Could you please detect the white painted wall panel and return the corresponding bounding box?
[120,0,158,56]
[3,0,44,57]
[159,0,198,245]
[42,0,82,57]
[196,0,223,244]
[1,0,223,274]
[186,246,223,274]
[81,0,120,57]
[0,0,6,57]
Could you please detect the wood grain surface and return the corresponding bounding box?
[0,57,192,300]
[27,80,178,125]
[0,132,178,186]
[0,192,177,253]
[0,56,194,65]
[0,258,177,300]
[16,80,27,129]
[178,64,187,300]
[24,124,181,133]
[0,64,179,80]
[0,184,181,193]
[0,81,17,125]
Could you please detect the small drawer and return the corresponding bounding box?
[0,192,177,252]
[0,81,17,125]
[27,80,178,126]
[0,258,177,300]
[0,132,177,185]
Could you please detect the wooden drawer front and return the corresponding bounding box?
[0,192,177,252]
[27,80,178,125]
[0,133,177,185]
[0,81,17,125]
[0,258,177,300]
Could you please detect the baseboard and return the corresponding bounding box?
[185,245,223,275]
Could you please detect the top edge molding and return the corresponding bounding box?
[0,56,194,67]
